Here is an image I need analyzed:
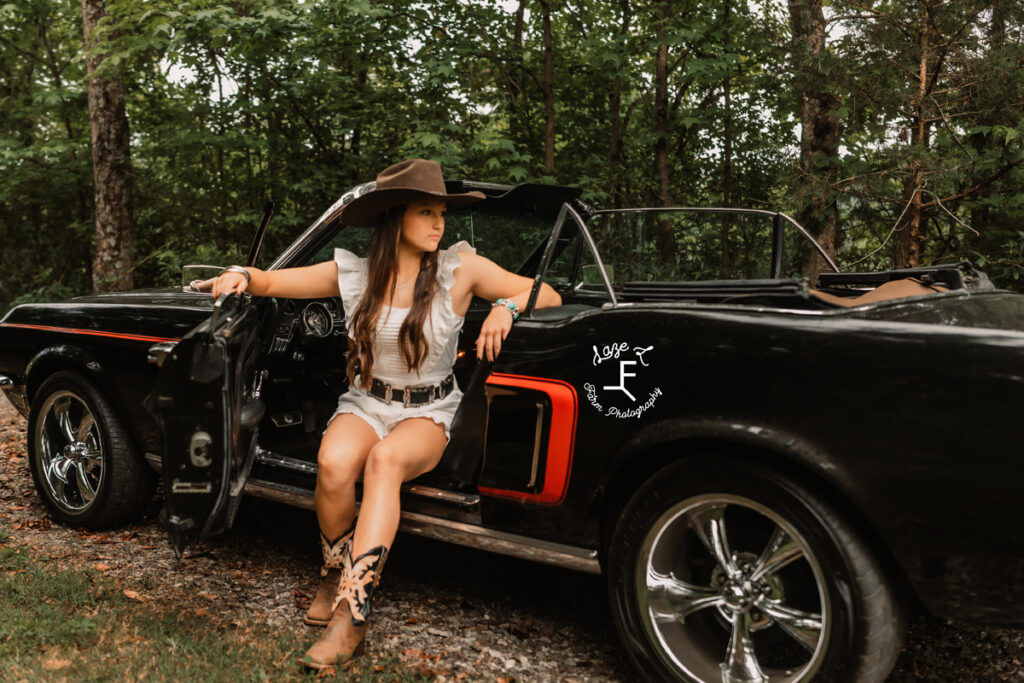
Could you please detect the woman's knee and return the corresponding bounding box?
[363,441,404,482]
[317,446,363,490]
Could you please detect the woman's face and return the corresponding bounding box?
[399,199,446,253]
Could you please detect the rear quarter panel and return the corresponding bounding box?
[585,294,1024,622]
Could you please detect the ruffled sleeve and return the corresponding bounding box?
[333,248,367,317]
[437,240,476,321]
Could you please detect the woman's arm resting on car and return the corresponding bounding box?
[460,253,562,361]
[211,260,340,300]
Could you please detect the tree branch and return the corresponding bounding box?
[920,158,1024,209]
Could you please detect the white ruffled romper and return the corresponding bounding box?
[329,241,474,440]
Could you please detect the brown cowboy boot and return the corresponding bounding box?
[300,544,388,670]
[303,523,355,626]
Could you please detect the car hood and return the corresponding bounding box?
[68,287,215,310]
[1,287,214,340]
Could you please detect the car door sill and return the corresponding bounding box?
[148,450,482,509]
[244,477,601,574]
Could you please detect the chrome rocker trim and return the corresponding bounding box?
[252,450,481,508]
[142,452,600,573]
[244,478,601,574]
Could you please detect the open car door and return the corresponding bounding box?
[147,293,265,557]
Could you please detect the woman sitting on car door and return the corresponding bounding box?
[211,159,562,670]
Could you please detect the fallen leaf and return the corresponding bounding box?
[123,590,144,601]
[93,563,112,571]
[9,505,26,511]
[194,608,208,617]
[42,658,71,671]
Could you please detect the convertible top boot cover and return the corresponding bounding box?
[304,523,356,626]
[300,544,388,670]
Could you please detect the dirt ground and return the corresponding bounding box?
[1,396,1021,681]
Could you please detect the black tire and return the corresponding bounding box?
[608,456,905,682]
[27,370,156,528]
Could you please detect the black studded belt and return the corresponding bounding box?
[368,374,455,407]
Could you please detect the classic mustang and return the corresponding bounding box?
[1,179,1022,683]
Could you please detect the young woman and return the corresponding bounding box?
[211,159,561,669]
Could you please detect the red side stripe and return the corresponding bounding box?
[0,323,179,344]
[479,372,578,505]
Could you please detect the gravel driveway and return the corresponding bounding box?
[0,397,1021,681]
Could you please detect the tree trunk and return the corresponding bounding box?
[721,0,733,272]
[892,3,931,269]
[606,0,630,207]
[788,0,839,283]
[539,0,555,173]
[82,0,133,292]
[653,1,673,255]
[502,0,526,151]
[654,2,671,208]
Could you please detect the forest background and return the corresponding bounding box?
[1,0,1022,313]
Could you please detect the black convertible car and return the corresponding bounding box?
[1,179,1022,682]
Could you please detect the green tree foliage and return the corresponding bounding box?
[0,0,92,307]
[831,0,1024,271]
[0,0,1022,314]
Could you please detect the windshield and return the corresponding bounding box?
[586,209,827,288]
[299,200,559,275]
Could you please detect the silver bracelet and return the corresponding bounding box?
[224,265,251,284]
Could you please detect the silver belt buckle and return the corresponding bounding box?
[403,387,411,407]
[384,383,393,405]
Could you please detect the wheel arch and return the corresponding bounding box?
[25,346,148,456]
[27,345,111,401]
[598,419,917,604]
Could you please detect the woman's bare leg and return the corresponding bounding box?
[316,413,380,541]
[302,417,447,667]
[351,417,447,556]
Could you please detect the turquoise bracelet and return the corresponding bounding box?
[493,298,520,321]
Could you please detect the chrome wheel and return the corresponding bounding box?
[34,390,104,513]
[637,494,829,682]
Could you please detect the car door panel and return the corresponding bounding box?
[147,295,264,556]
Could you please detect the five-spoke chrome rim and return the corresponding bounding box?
[34,390,104,513]
[637,494,830,682]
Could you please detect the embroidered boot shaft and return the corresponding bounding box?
[300,544,389,670]
[332,545,389,625]
[304,523,355,626]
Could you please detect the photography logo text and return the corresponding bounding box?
[583,342,662,419]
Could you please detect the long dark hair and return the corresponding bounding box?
[346,204,440,389]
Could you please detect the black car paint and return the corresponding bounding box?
[0,294,212,453]
[472,291,1024,624]
[1,186,1022,630]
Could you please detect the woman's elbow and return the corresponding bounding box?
[538,283,561,308]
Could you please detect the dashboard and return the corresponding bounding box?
[267,297,347,358]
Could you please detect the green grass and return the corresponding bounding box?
[0,533,422,681]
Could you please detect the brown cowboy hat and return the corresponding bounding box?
[339,159,485,227]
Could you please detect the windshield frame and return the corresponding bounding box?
[588,207,839,279]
